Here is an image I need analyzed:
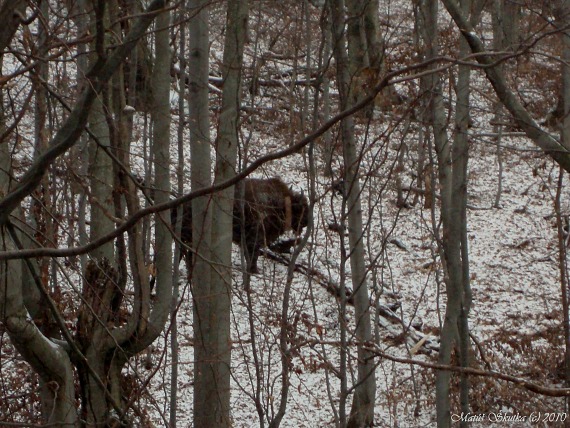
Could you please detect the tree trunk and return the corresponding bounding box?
[187,1,214,426]
[147,0,173,349]
[0,65,76,425]
[170,6,188,427]
[491,1,505,208]
[451,1,473,419]
[73,0,90,276]
[319,3,334,177]
[420,0,453,425]
[503,0,521,51]
[330,0,376,426]
[78,2,119,423]
[425,0,474,425]
[201,0,248,425]
[559,0,570,403]
[440,0,570,172]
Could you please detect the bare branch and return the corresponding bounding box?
[440,0,570,172]
[366,345,570,398]
[0,55,461,260]
[0,0,168,225]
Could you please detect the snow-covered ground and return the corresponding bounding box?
[138,115,567,427]
[1,2,568,427]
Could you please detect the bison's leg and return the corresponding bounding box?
[248,249,260,274]
[243,235,261,274]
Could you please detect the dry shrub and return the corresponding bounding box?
[469,318,566,417]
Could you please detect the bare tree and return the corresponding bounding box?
[5,0,570,426]
[330,0,376,426]
[204,0,249,425]
[557,0,570,406]
[187,0,214,426]
[440,0,570,172]
[0,1,170,425]
[431,0,476,423]
[170,5,188,426]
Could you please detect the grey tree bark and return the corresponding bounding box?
[87,0,115,263]
[503,0,520,51]
[558,0,570,400]
[78,3,119,420]
[200,0,248,425]
[426,0,477,424]
[419,0,453,424]
[0,2,77,425]
[0,1,169,425]
[170,6,188,427]
[318,3,334,177]
[454,2,475,419]
[330,0,376,426]
[555,170,570,410]
[440,0,570,173]
[148,0,173,355]
[187,1,214,427]
[73,0,91,277]
[491,0,505,208]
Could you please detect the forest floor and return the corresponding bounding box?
[143,106,567,427]
[0,2,566,427]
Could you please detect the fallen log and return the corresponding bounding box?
[262,244,439,355]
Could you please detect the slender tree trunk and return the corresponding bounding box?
[453,2,473,417]
[87,2,115,265]
[74,0,90,275]
[187,1,214,426]
[78,3,119,423]
[106,6,133,407]
[503,0,521,51]
[346,0,368,72]
[440,0,570,172]
[420,1,453,425]
[362,0,381,71]
[555,169,570,415]
[491,1,505,208]
[0,57,77,425]
[147,0,173,344]
[319,4,334,177]
[205,0,248,425]
[559,0,570,403]
[170,7,188,427]
[330,0,376,426]
[427,0,474,425]
[302,0,312,128]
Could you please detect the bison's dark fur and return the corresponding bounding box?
[172,178,309,273]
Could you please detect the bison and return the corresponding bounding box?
[172,177,309,273]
